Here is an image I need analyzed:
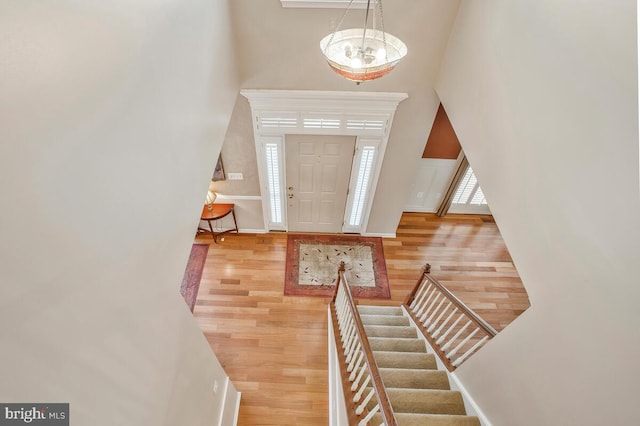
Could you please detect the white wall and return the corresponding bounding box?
[436,1,640,424]
[228,0,461,235]
[404,158,458,212]
[0,1,239,424]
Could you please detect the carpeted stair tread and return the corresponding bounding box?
[370,412,481,426]
[357,305,403,316]
[368,337,426,353]
[384,388,467,415]
[360,314,410,327]
[364,325,417,338]
[379,368,450,390]
[373,351,438,370]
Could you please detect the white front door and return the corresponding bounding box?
[285,135,356,233]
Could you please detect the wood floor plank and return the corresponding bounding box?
[192,212,530,425]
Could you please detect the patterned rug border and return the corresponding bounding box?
[284,234,390,299]
[180,243,209,312]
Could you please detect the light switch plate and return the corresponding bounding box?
[227,172,243,180]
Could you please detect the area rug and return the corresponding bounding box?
[285,234,390,299]
[180,243,209,312]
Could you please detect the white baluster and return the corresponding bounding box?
[347,351,363,374]
[441,320,472,351]
[358,404,381,426]
[452,335,489,367]
[354,377,373,407]
[351,362,368,391]
[348,351,364,377]
[420,292,441,323]
[427,302,453,337]
[355,387,377,416]
[347,342,363,372]
[345,336,360,364]
[446,325,478,358]
[424,297,447,328]
[415,283,435,317]
[432,304,456,337]
[436,310,463,345]
[410,279,430,310]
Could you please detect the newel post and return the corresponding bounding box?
[331,261,346,303]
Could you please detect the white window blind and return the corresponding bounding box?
[303,117,341,129]
[349,146,376,226]
[265,143,283,224]
[452,167,488,206]
[258,115,297,129]
[346,119,386,131]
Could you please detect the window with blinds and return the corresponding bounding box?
[348,146,376,227]
[265,142,283,224]
[452,167,487,206]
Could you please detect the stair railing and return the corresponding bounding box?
[403,264,497,371]
[330,262,397,426]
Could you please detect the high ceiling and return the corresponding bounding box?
[230,0,461,92]
[225,0,462,233]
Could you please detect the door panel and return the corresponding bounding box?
[286,135,356,233]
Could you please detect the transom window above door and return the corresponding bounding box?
[242,90,407,234]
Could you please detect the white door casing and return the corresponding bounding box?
[285,135,356,233]
[242,90,408,233]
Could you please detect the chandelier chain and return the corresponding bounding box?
[360,0,372,53]
[377,0,389,62]
[323,0,357,54]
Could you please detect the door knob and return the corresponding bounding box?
[288,187,293,190]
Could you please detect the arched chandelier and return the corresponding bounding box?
[320,0,407,83]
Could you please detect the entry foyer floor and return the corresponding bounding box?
[193,213,530,425]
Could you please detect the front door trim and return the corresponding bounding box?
[242,90,408,234]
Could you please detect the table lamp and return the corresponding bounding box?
[206,190,217,211]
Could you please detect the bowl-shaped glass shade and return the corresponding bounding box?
[320,28,407,82]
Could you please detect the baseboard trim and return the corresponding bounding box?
[403,206,437,213]
[449,373,492,426]
[238,228,268,234]
[362,232,396,238]
[233,391,241,426]
[214,194,262,201]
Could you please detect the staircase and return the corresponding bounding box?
[357,305,480,426]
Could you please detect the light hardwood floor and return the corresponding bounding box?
[193,213,529,425]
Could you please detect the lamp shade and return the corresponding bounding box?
[320,28,407,82]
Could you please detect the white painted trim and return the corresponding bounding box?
[281,0,369,9]
[218,377,229,426]
[242,90,407,234]
[238,228,268,234]
[214,194,262,201]
[361,232,396,238]
[403,207,436,213]
[401,306,493,426]
[328,305,349,426]
[328,306,336,426]
[219,377,241,426]
[241,90,407,108]
[449,373,491,426]
[232,392,241,426]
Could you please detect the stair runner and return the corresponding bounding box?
[357,305,480,426]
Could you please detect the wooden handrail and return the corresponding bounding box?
[330,262,397,426]
[405,264,497,337]
[403,263,497,371]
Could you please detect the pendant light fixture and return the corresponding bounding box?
[320,0,407,83]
